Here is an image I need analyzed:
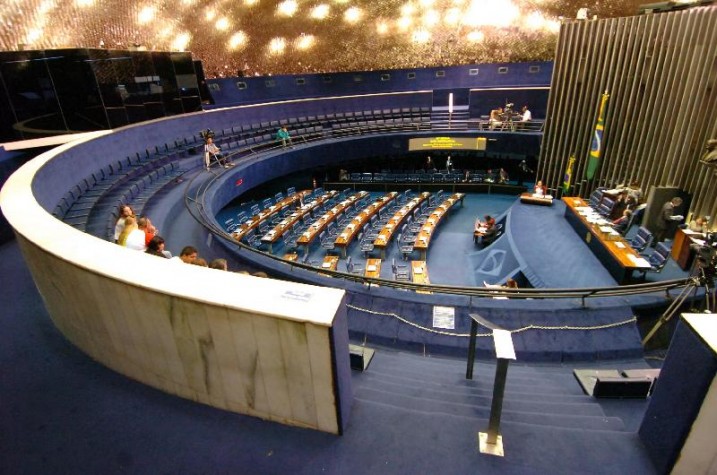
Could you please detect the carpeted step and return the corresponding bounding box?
[354,388,626,432]
[356,380,605,416]
[371,355,587,394]
[357,371,594,404]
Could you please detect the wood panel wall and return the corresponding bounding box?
[539,6,717,223]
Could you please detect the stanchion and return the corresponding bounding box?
[478,329,515,456]
[465,314,516,457]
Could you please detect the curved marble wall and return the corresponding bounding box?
[1,130,352,434]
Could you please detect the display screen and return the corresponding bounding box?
[408,136,487,151]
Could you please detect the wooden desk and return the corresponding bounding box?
[233,189,312,241]
[283,252,299,262]
[297,191,368,251]
[259,190,337,252]
[320,255,339,272]
[520,192,553,206]
[411,260,431,292]
[335,192,397,257]
[374,192,430,258]
[671,227,703,270]
[364,258,381,279]
[413,193,465,260]
[563,197,651,284]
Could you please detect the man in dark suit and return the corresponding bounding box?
[654,196,683,245]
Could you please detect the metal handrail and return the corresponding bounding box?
[183,129,693,302]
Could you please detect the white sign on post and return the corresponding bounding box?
[432,306,455,329]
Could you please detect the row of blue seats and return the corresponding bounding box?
[346,170,507,184]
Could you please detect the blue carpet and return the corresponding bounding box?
[0,242,657,474]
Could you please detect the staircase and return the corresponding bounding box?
[430,105,470,130]
[350,348,656,473]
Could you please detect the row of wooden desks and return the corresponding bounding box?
[294,254,430,290]
[563,197,651,284]
[335,192,398,257]
[296,191,369,250]
[232,190,312,241]
[374,192,431,258]
[260,190,338,252]
[413,193,465,260]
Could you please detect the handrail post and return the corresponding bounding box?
[479,328,516,457]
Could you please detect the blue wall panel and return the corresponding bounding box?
[208,62,553,108]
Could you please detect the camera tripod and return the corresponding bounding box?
[642,266,715,347]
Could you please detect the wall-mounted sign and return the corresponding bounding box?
[408,136,487,151]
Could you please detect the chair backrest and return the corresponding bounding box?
[648,243,671,271]
[636,226,653,245]
[655,242,671,259]
[589,188,605,208]
[287,186,296,195]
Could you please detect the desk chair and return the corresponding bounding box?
[481,223,503,247]
[358,232,375,257]
[346,256,365,275]
[639,242,671,276]
[392,258,410,281]
[320,231,336,254]
[629,226,653,253]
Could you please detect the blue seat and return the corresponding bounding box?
[391,258,411,281]
[640,242,671,276]
[629,226,653,253]
[346,256,365,275]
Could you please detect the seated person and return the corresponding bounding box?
[204,137,231,169]
[498,168,509,184]
[534,180,547,196]
[612,209,632,234]
[474,214,496,244]
[484,168,495,183]
[276,126,293,147]
[688,216,708,233]
[489,107,503,130]
[113,204,135,243]
[483,278,518,299]
[145,235,171,258]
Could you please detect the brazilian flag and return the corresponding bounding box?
[563,155,576,194]
[586,92,610,180]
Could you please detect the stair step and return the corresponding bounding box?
[354,390,626,432]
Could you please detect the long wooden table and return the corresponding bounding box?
[296,191,368,252]
[413,193,465,260]
[520,192,553,206]
[563,197,651,284]
[260,190,338,253]
[374,192,430,258]
[233,190,313,241]
[335,192,398,257]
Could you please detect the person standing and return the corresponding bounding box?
[445,155,453,173]
[654,197,684,245]
[521,105,532,122]
[425,155,434,171]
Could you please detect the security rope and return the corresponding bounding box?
[346,303,638,338]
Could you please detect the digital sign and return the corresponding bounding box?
[408,136,487,151]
